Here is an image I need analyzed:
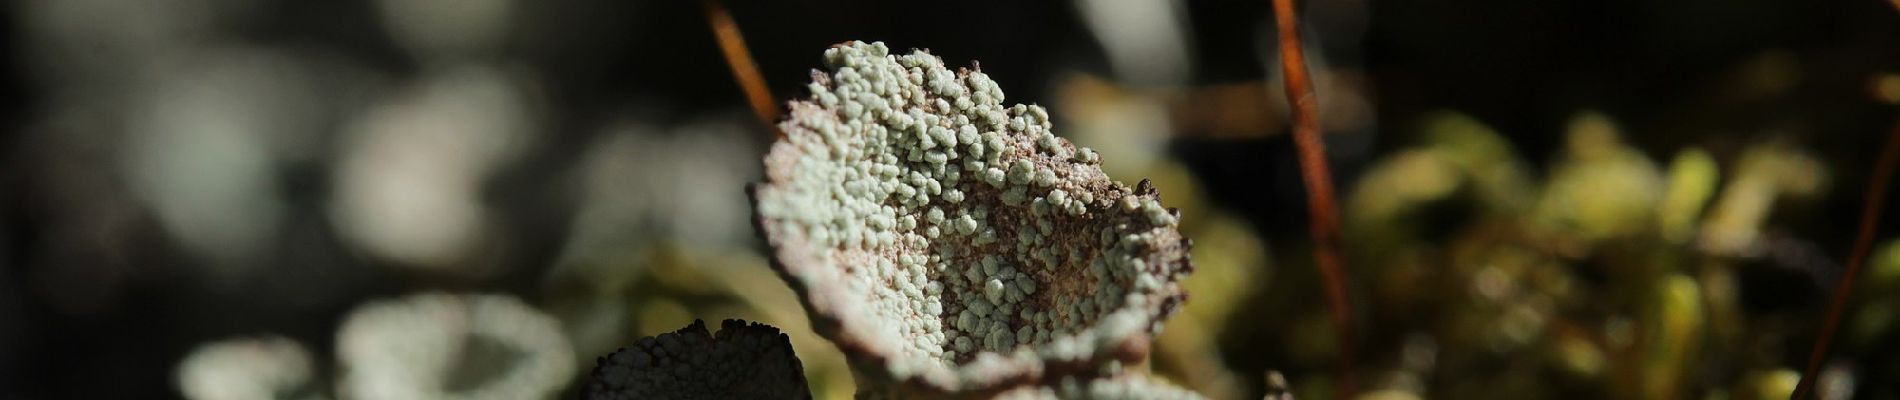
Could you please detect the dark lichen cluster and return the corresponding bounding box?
[586,319,810,400]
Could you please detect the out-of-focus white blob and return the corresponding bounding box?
[645,117,762,250]
[550,115,760,289]
[175,336,318,400]
[542,114,784,396]
[1053,78,1172,178]
[337,293,574,400]
[377,0,515,61]
[1074,0,1194,85]
[18,0,259,87]
[550,121,660,287]
[331,67,533,271]
[123,49,321,277]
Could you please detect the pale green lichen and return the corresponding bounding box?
[751,41,1191,394]
[336,293,574,400]
[175,336,318,400]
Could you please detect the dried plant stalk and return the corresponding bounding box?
[1270,0,1355,396]
[700,0,780,135]
[1793,117,1900,399]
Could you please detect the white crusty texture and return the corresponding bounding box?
[993,374,1208,400]
[586,319,810,400]
[752,41,1191,392]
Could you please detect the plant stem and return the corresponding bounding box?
[1270,0,1354,397]
[1792,116,1900,399]
[701,0,781,137]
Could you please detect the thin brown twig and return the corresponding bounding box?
[700,0,781,137]
[1270,0,1354,398]
[1792,116,1900,399]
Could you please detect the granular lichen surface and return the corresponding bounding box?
[751,41,1191,390]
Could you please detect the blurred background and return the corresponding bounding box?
[2,0,1899,398]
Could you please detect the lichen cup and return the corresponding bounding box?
[750,41,1193,397]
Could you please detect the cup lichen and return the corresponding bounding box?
[749,41,1193,395]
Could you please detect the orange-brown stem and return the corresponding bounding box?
[701,0,781,137]
[1792,116,1900,399]
[1270,0,1354,397]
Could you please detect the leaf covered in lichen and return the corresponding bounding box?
[749,41,1193,394]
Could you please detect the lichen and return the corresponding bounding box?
[585,319,810,400]
[750,41,1192,393]
[991,374,1207,400]
[175,336,318,400]
[335,293,574,400]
